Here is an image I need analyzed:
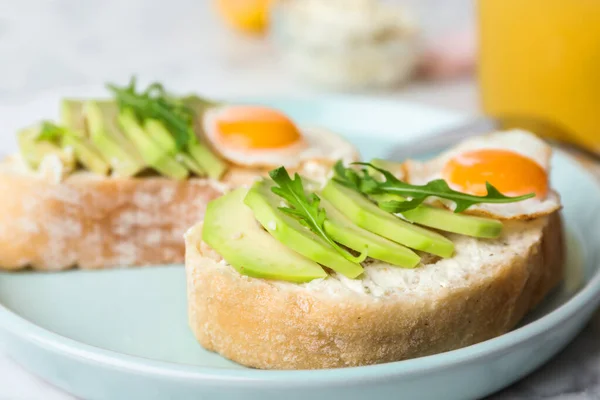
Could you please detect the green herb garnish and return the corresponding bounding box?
[107,77,194,151]
[334,161,535,213]
[269,166,367,263]
[37,121,64,142]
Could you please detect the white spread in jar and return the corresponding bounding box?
[274,0,419,89]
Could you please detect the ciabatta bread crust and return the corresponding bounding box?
[185,212,564,370]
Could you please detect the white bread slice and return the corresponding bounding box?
[185,211,564,369]
[0,155,347,271]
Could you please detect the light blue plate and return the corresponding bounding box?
[1,96,600,400]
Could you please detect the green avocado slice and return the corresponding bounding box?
[143,118,178,154]
[322,199,421,268]
[372,193,504,238]
[322,181,455,258]
[244,180,364,279]
[366,158,503,238]
[185,97,228,179]
[17,126,75,171]
[143,119,207,177]
[61,132,110,175]
[84,101,146,177]
[187,140,226,179]
[117,109,189,180]
[202,188,327,282]
[60,100,110,175]
[60,100,87,138]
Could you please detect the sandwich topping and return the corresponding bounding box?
[403,130,560,219]
[268,167,367,264]
[201,131,562,283]
[333,161,535,213]
[15,77,356,181]
[442,149,549,198]
[203,105,356,169]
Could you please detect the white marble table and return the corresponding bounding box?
[0,1,599,399]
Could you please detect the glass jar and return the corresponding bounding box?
[271,0,419,90]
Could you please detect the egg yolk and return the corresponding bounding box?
[215,106,302,150]
[442,149,548,198]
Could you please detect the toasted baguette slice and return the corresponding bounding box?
[0,155,347,270]
[185,212,564,370]
[0,156,224,271]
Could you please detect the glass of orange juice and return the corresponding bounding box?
[478,1,600,154]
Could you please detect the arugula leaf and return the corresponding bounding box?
[37,121,64,142]
[107,77,194,151]
[269,167,367,264]
[334,161,535,213]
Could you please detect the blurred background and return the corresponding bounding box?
[0,0,476,109]
[2,0,597,153]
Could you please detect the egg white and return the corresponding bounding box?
[403,130,561,220]
[203,107,358,168]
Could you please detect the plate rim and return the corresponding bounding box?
[0,97,599,385]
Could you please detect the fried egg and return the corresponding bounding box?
[203,105,358,168]
[403,129,561,220]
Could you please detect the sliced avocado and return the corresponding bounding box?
[60,100,86,138]
[61,132,110,175]
[177,152,207,177]
[187,140,226,179]
[85,101,146,177]
[17,126,75,170]
[144,119,178,154]
[322,199,421,268]
[118,109,189,180]
[372,193,503,239]
[144,119,207,177]
[322,181,454,258]
[186,99,228,179]
[365,159,503,238]
[203,187,327,283]
[60,100,111,175]
[145,98,226,179]
[244,180,364,279]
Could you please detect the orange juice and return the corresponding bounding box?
[479,1,600,153]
